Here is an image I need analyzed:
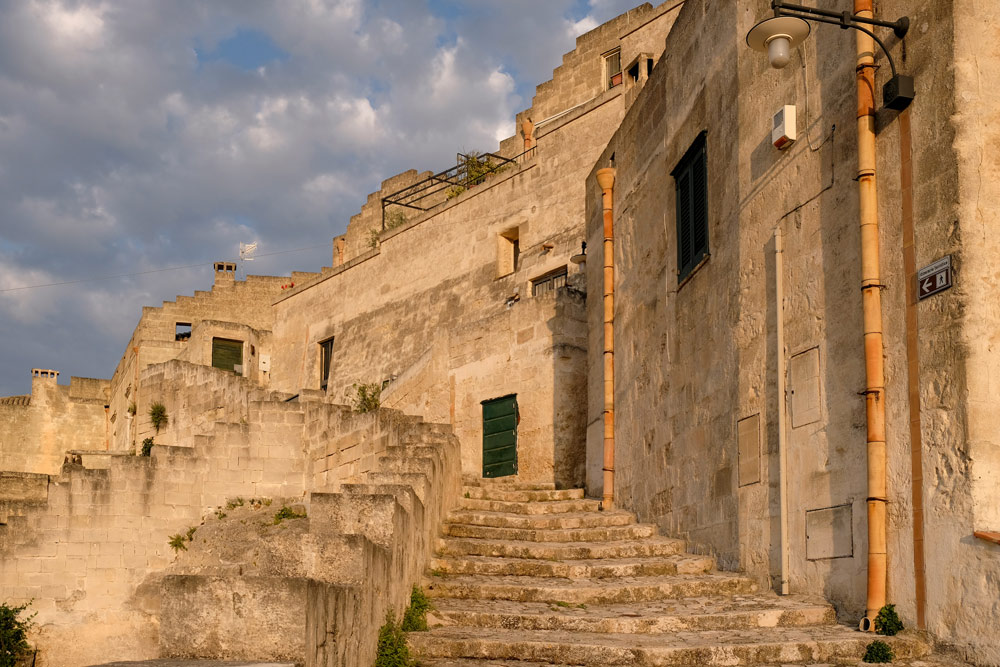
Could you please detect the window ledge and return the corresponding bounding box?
[974,530,1000,545]
[677,254,711,292]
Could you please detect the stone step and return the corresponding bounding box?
[462,476,557,491]
[429,553,714,578]
[462,487,585,502]
[423,573,757,604]
[442,522,656,542]
[408,625,930,666]
[377,454,437,476]
[446,509,635,530]
[435,535,687,560]
[459,497,601,514]
[427,595,836,634]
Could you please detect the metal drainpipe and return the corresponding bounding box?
[854,0,888,630]
[775,226,790,595]
[596,167,616,511]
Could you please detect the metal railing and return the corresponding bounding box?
[380,147,536,230]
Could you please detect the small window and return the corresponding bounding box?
[319,337,335,390]
[497,228,520,277]
[671,131,709,282]
[175,323,192,341]
[604,48,622,90]
[531,266,568,296]
[212,338,243,374]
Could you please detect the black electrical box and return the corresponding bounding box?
[883,74,915,111]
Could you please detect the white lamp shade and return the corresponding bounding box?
[746,16,811,67]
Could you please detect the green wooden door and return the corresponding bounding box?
[482,394,517,478]
[212,338,243,373]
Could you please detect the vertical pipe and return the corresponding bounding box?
[596,167,617,511]
[899,108,926,628]
[775,226,790,595]
[855,0,888,629]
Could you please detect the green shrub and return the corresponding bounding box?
[185,526,197,541]
[149,402,168,433]
[168,534,187,552]
[863,639,894,663]
[225,497,245,510]
[874,604,904,636]
[0,601,35,667]
[374,612,413,667]
[140,437,154,457]
[345,382,381,413]
[273,506,307,525]
[401,586,432,632]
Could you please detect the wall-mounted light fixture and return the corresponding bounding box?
[746,0,914,110]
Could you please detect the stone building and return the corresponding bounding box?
[584,0,999,662]
[0,0,998,665]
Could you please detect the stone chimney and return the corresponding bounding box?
[213,261,236,285]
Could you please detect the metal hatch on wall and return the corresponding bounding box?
[211,338,243,374]
[482,394,518,478]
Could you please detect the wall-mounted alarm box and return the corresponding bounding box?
[772,105,797,150]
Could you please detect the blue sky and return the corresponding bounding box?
[0,0,644,396]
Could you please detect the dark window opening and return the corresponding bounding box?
[212,338,243,374]
[319,337,335,390]
[647,58,654,77]
[531,266,568,296]
[175,323,192,341]
[671,131,709,282]
[628,61,640,83]
[604,49,622,89]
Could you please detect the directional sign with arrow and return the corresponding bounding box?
[917,255,952,301]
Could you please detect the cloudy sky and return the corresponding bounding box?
[0,0,644,396]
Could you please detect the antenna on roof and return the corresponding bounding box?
[239,242,258,280]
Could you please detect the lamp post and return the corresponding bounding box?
[746,0,913,632]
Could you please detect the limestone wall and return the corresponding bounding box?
[270,84,626,486]
[586,0,1000,662]
[0,375,108,475]
[106,271,307,453]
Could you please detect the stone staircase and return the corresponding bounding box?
[408,479,931,666]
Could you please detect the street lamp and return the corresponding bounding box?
[746,0,914,110]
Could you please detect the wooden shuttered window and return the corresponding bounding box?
[211,338,243,374]
[672,131,709,282]
[319,337,334,390]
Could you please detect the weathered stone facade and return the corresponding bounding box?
[1,0,998,665]
[586,0,1000,663]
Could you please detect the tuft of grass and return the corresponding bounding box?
[345,382,381,413]
[168,534,188,552]
[0,600,36,667]
[149,402,168,433]
[429,569,447,578]
[273,506,307,525]
[374,611,414,667]
[863,639,894,663]
[226,497,245,510]
[463,491,470,499]
[140,437,154,457]
[215,510,227,520]
[874,604,904,636]
[401,586,432,632]
[185,526,197,541]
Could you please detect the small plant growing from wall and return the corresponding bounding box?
[140,438,154,457]
[168,534,188,552]
[874,604,904,636]
[401,586,432,632]
[374,611,413,667]
[346,382,381,413]
[127,401,136,416]
[149,402,168,433]
[862,639,894,663]
[0,601,35,667]
[273,506,307,525]
[367,228,381,250]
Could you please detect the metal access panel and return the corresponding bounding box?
[482,394,518,478]
[212,338,243,374]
